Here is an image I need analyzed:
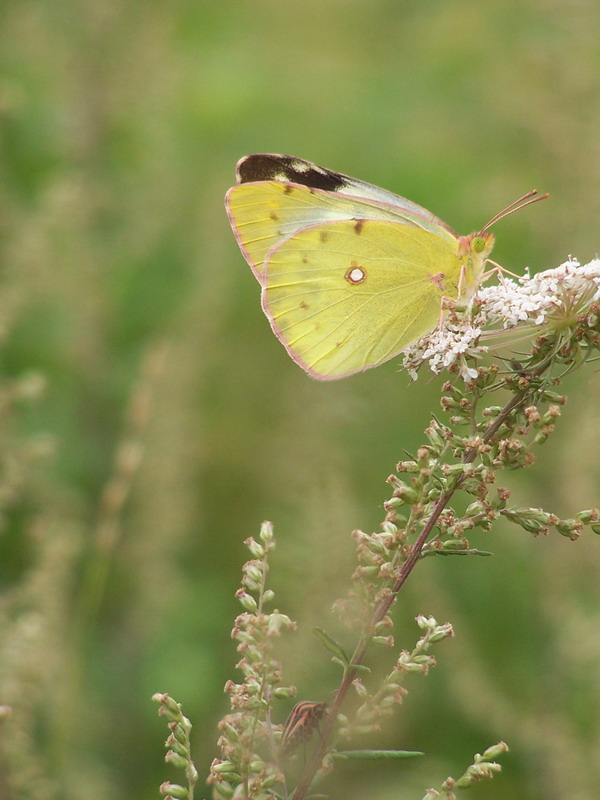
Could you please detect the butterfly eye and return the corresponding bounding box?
[472,236,487,253]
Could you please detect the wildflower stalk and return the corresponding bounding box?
[208,522,297,799]
[291,263,600,800]
[153,693,198,800]
[422,741,509,799]
[291,375,538,800]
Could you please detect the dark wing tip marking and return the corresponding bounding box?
[237,154,346,192]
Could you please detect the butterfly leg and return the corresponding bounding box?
[437,294,458,331]
[457,263,466,298]
[437,300,446,331]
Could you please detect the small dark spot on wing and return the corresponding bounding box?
[319,231,329,243]
[354,219,365,235]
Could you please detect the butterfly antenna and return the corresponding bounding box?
[481,190,549,233]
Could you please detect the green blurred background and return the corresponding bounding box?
[1,1,599,798]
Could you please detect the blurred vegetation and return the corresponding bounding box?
[0,1,599,798]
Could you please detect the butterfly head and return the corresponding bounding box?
[458,231,496,258]
[455,188,549,300]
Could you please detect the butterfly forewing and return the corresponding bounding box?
[227,182,407,281]
[263,218,461,379]
[236,154,456,235]
[227,178,458,283]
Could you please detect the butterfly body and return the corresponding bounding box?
[226,154,543,380]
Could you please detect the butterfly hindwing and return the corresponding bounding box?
[263,218,461,379]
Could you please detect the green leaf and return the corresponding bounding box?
[313,628,350,666]
[349,663,371,674]
[422,548,493,557]
[332,749,424,760]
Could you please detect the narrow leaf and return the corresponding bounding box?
[313,628,349,666]
[349,664,371,675]
[422,548,493,558]
[332,749,424,760]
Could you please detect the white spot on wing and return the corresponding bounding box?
[345,265,366,284]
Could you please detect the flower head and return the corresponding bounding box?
[403,259,600,379]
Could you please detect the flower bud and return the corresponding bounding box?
[165,750,188,770]
[244,564,263,584]
[160,781,188,798]
[213,781,234,798]
[577,508,600,524]
[273,686,296,699]
[428,623,454,642]
[481,741,509,760]
[259,520,274,541]
[235,590,258,612]
[211,760,239,775]
[267,611,295,635]
[395,460,419,473]
[393,483,420,504]
[465,500,485,518]
[372,635,394,647]
[245,538,265,558]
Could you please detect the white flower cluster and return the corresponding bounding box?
[403,258,600,381]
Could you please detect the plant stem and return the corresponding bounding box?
[290,381,534,800]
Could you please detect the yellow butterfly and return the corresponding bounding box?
[226,154,547,380]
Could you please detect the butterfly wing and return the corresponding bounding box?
[236,154,456,233]
[262,218,461,380]
[227,181,457,282]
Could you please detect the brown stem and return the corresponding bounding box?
[291,384,532,800]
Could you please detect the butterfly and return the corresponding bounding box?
[226,154,547,380]
[279,700,328,756]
